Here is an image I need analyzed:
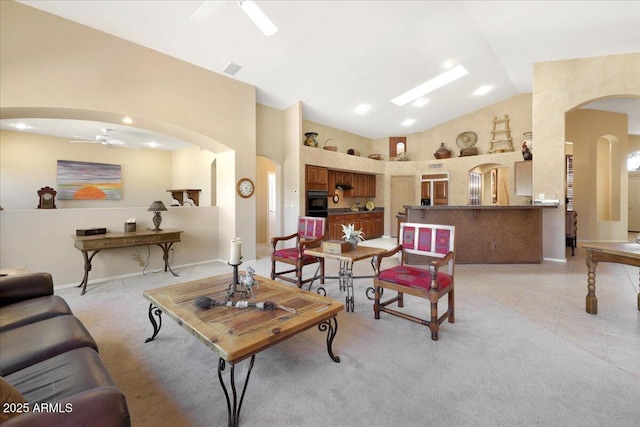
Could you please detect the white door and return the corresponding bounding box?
[267,172,277,239]
[629,176,640,232]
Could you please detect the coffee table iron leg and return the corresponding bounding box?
[144,304,163,343]
[318,317,340,363]
[218,355,255,427]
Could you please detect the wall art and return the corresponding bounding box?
[57,160,122,200]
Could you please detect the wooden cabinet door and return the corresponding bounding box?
[317,167,328,185]
[368,175,377,197]
[306,165,318,183]
[328,170,336,196]
[306,165,328,190]
[374,213,384,237]
[356,174,365,197]
[433,181,448,205]
[421,182,431,199]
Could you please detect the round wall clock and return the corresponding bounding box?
[37,186,57,209]
[236,178,255,198]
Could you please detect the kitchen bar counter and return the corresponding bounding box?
[328,208,384,215]
[405,205,556,264]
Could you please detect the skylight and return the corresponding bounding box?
[391,65,468,106]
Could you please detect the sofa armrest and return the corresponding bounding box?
[1,387,130,427]
[0,273,54,308]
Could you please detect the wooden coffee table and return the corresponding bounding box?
[143,272,343,426]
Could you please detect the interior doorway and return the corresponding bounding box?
[256,156,277,259]
[390,175,415,238]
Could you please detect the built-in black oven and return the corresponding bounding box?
[307,190,328,217]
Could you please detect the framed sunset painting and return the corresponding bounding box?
[57,160,122,200]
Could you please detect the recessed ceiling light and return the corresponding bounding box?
[474,85,493,96]
[442,59,456,69]
[391,65,468,106]
[122,116,133,124]
[402,119,415,126]
[413,98,428,107]
[146,141,160,148]
[355,104,371,114]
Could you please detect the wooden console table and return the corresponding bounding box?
[73,229,182,295]
[582,242,640,314]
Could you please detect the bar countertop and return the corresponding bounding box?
[405,204,557,210]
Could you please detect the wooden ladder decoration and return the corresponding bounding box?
[489,115,514,153]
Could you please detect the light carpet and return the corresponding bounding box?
[55,257,640,426]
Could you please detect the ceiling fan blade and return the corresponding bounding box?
[239,0,277,36]
[70,140,97,144]
[191,0,225,23]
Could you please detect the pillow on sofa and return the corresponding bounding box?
[0,376,28,422]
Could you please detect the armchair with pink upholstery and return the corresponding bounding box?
[271,217,326,289]
[372,222,456,340]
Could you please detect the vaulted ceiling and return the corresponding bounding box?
[3,1,639,149]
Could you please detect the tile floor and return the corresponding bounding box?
[259,234,640,378]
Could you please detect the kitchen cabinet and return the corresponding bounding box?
[306,165,328,191]
[345,173,376,198]
[334,171,352,187]
[327,211,384,240]
[328,170,336,196]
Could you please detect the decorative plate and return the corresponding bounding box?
[332,194,340,203]
[365,201,375,211]
[456,131,478,149]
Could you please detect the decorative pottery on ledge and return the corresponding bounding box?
[434,143,452,159]
[304,132,319,147]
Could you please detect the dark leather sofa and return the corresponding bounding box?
[0,273,130,426]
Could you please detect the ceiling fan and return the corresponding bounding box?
[191,0,278,36]
[70,128,137,149]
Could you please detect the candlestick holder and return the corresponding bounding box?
[227,260,249,300]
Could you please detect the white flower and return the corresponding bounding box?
[341,223,365,242]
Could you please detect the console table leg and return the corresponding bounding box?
[585,252,598,314]
[77,250,100,296]
[144,304,163,342]
[318,317,340,363]
[218,356,255,427]
[158,243,179,277]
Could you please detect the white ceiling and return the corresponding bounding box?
[4,0,640,150]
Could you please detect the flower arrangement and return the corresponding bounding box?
[341,223,365,248]
[393,152,412,161]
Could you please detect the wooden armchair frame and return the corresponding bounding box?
[271,217,326,289]
[372,222,455,340]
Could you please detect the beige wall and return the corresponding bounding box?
[0,130,220,285]
[2,2,639,271]
[303,120,374,158]
[533,53,640,259]
[380,93,533,161]
[1,1,257,272]
[0,130,174,209]
[566,109,629,241]
[171,146,217,207]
